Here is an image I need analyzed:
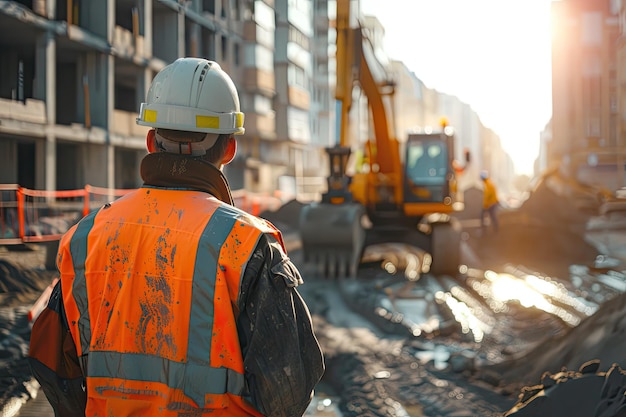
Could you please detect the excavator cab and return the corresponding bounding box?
[405,138,449,201]
[403,132,459,217]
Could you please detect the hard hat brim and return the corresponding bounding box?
[136,103,245,135]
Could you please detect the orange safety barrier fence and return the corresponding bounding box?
[1,185,284,246]
[0,184,134,245]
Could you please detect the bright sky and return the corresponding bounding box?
[360,0,554,176]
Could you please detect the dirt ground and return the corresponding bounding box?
[0,249,55,414]
[265,171,626,416]
[2,170,626,416]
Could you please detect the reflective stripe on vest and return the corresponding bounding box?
[68,209,98,355]
[60,189,282,413]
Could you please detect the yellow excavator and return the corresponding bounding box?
[299,0,468,278]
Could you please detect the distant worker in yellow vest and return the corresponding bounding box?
[480,170,500,233]
[29,57,324,417]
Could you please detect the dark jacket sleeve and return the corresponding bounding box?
[28,281,87,417]
[237,234,325,417]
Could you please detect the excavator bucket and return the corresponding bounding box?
[299,202,366,278]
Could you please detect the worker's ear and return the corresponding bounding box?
[221,136,237,165]
[146,129,157,153]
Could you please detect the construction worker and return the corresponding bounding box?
[480,170,500,233]
[28,58,324,417]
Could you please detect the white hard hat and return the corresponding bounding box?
[137,58,244,154]
[480,170,489,180]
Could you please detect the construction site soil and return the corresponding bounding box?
[1,172,626,416]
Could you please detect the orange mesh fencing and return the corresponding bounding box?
[1,185,281,245]
[0,185,134,245]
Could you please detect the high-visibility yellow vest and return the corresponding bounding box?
[482,178,498,209]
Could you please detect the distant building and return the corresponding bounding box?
[551,0,624,190]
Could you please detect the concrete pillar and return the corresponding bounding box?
[47,0,56,19]
[107,0,115,44]
[106,52,115,189]
[34,138,46,191]
[187,21,197,57]
[141,0,152,57]
[35,31,56,191]
[178,10,185,58]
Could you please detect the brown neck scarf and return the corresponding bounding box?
[140,152,234,205]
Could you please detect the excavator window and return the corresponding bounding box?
[406,142,448,186]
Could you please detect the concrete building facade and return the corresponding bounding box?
[551,0,624,190]
[0,0,278,192]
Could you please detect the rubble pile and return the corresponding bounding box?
[504,360,626,417]
[486,291,626,387]
[0,258,51,298]
[0,250,56,415]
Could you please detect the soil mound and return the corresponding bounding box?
[484,291,626,387]
[467,171,602,279]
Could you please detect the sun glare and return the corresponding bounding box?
[361,0,554,175]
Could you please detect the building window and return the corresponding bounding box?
[232,0,240,20]
[254,95,272,113]
[234,43,240,66]
[221,35,228,60]
[202,28,216,60]
[288,63,308,89]
[288,24,310,50]
[203,0,215,14]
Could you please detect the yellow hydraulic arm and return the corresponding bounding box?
[335,0,403,207]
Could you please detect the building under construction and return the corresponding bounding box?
[0,0,335,195]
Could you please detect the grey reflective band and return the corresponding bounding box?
[69,209,99,354]
[187,205,237,363]
[87,350,246,401]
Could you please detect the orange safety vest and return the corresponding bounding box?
[58,187,284,416]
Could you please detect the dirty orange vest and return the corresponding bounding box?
[58,188,284,417]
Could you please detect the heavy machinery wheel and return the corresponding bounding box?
[422,214,462,276]
[299,202,366,279]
